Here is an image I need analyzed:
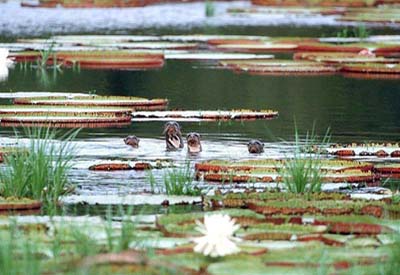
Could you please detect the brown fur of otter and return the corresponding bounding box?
[187,132,202,154]
[247,139,264,154]
[124,135,140,148]
[163,121,184,150]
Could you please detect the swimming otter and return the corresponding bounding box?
[124,135,140,148]
[187,132,202,154]
[163,121,184,150]
[247,139,264,154]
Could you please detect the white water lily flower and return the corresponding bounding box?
[193,214,241,257]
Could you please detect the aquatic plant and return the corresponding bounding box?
[163,162,201,196]
[205,0,215,17]
[0,127,78,212]
[279,123,330,193]
[35,41,59,70]
[193,214,241,257]
[336,25,370,39]
[0,222,41,275]
[104,206,137,252]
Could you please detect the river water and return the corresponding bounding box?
[0,1,399,209]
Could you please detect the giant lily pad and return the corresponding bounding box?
[0,115,132,128]
[0,105,132,117]
[88,160,174,171]
[0,197,42,212]
[131,109,279,122]
[199,169,376,184]
[220,60,337,75]
[293,52,399,64]
[338,11,400,24]
[341,63,400,74]
[251,0,376,7]
[325,142,400,158]
[195,159,374,173]
[13,96,168,110]
[215,43,298,53]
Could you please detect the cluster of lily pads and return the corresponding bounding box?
[0,93,278,128]
[3,33,400,80]
[0,191,399,274]
[233,1,400,26]
[0,95,169,128]
[194,157,400,188]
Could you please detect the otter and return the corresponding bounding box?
[163,121,184,150]
[247,139,264,154]
[187,132,202,154]
[124,135,140,148]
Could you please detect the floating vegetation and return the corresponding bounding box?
[220,60,337,75]
[0,127,77,212]
[13,95,169,111]
[293,52,399,64]
[131,109,279,122]
[251,0,378,7]
[22,0,146,8]
[88,160,174,171]
[374,163,400,178]
[341,63,400,74]
[195,159,374,173]
[0,105,132,117]
[0,115,132,128]
[198,169,376,184]
[204,191,352,209]
[4,34,400,79]
[195,159,380,184]
[215,43,298,53]
[164,52,275,60]
[204,191,394,217]
[0,146,26,163]
[0,197,42,212]
[338,10,400,24]
[324,142,400,158]
[12,50,165,70]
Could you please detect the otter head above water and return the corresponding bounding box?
[186,132,202,154]
[247,139,264,154]
[163,121,184,150]
[124,135,140,148]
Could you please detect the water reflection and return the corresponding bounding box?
[0,64,8,81]
[0,48,12,82]
[35,68,62,88]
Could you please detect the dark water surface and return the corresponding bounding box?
[0,25,400,212]
[1,60,399,142]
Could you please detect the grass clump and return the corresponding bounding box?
[35,41,58,70]
[0,127,78,212]
[0,222,41,275]
[163,162,201,196]
[279,123,330,194]
[104,206,138,252]
[147,162,201,196]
